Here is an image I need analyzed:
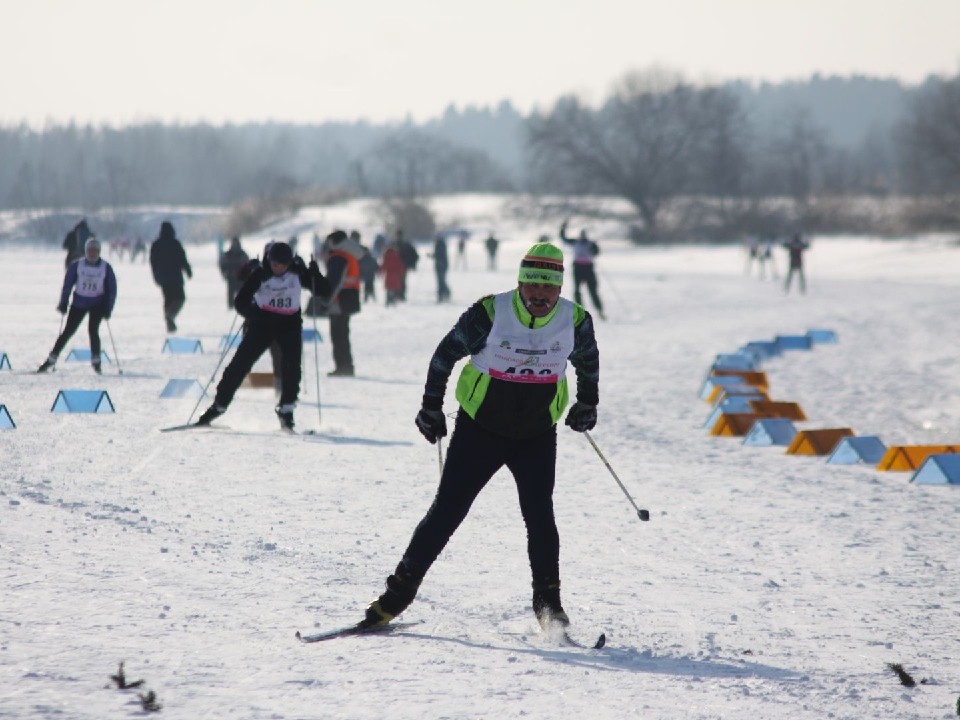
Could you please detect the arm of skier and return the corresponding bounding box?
[58,263,78,311]
[297,258,331,297]
[104,265,118,317]
[568,309,600,407]
[233,267,265,318]
[421,297,495,409]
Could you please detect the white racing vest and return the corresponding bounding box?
[254,271,302,315]
[75,259,107,298]
[470,292,575,384]
[571,240,595,265]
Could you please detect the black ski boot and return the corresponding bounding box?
[363,559,424,627]
[92,359,102,374]
[196,404,225,426]
[36,356,56,373]
[275,406,295,432]
[532,579,570,630]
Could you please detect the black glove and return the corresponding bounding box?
[308,259,320,274]
[415,408,447,444]
[103,311,111,321]
[292,255,306,272]
[565,402,597,432]
[57,303,68,315]
[239,258,261,281]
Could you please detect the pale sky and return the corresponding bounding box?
[3,0,959,127]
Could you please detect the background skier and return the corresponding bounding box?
[196,242,329,431]
[37,237,117,374]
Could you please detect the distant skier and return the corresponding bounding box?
[379,240,406,306]
[432,233,451,302]
[484,232,500,271]
[559,220,605,319]
[37,238,117,374]
[218,236,250,309]
[61,219,93,269]
[396,230,419,301]
[322,230,363,377]
[195,242,329,431]
[149,221,192,332]
[782,233,810,294]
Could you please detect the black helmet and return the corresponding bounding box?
[268,241,293,265]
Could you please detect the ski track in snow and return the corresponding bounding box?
[1,198,959,719]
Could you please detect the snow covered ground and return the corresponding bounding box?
[1,198,959,719]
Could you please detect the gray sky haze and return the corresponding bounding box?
[4,0,959,127]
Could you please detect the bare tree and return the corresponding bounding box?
[526,68,749,238]
[366,127,510,198]
[759,107,830,207]
[899,75,960,194]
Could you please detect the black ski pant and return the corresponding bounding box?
[783,266,806,294]
[572,264,603,313]
[435,268,450,302]
[50,305,106,358]
[329,313,354,372]
[402,411,561,584]
[160,283,186,321]
[214,317,302,408]
[225,279,242,310]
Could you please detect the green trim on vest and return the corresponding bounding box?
[487,290,586,328]
[456,290,571,424]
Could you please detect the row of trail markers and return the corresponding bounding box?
[2,328,323,370]
[702,328,960,485]
[0,327,324,427]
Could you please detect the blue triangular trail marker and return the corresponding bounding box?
[775,334,813,351]
[302,328,323,343]
[910,454,960,485]
[162,338,204,354]
[699,374,750,400]
[743,418,798,447]
[51,389,115,413]
[739,341,781,360]
[712,353,758,372]
[0,405,15,429]
[159,378,205,399]
[0,352,11,370]
[66,348,111,363]
[704,396,761,428]
[806,328,839,344]
[826,436,887,465]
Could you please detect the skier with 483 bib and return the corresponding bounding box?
[196,241,329,431]
[360,241,600,633]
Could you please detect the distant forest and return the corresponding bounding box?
[2,71,959,240]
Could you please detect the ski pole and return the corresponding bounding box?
[583,431,650,521]
[311,273,322,427]
[105,319,123,375]
[437,436,444,476]
[597,266,630,318]
[187,313,240,424]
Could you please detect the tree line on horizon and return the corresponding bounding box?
[1,70,958,241]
